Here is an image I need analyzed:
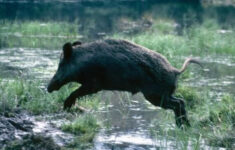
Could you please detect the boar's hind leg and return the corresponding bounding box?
[169,96,190,128]
[64,84,99,110]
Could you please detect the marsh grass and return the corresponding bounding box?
[0,79,100,115]
[113,19,235,59]
[0,79,64,114]
[0,21,80,49]
[61,113,99,136]
[150,86,235,149]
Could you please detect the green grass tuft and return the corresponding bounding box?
[61,114,99,135]
[61,113,100,149]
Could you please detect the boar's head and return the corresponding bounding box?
[47,42,74,93]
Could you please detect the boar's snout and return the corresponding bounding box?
[47,78,60,93]
[47,84,54,93]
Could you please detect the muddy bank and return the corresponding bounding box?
[0,110,72,150]
[3,134,61,150]
[0,110,33,148]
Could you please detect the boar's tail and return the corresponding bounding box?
[176,57,202,75]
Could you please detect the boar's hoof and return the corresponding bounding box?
[176,115,191,129]
[63,98,76,110]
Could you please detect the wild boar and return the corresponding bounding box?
[47,39,201,127]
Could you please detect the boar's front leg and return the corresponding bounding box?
[64,84,99,110]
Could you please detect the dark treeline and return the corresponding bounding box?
[0,0,234,38]
[0,1,202,21]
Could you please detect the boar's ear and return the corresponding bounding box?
[63,42,72,59]
[72,41,82,46]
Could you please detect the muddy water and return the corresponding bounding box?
[94,92,160,149]
[0,48,59,80]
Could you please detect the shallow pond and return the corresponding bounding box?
[0,0,234,149]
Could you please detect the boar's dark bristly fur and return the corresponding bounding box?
[47,39,201,128]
